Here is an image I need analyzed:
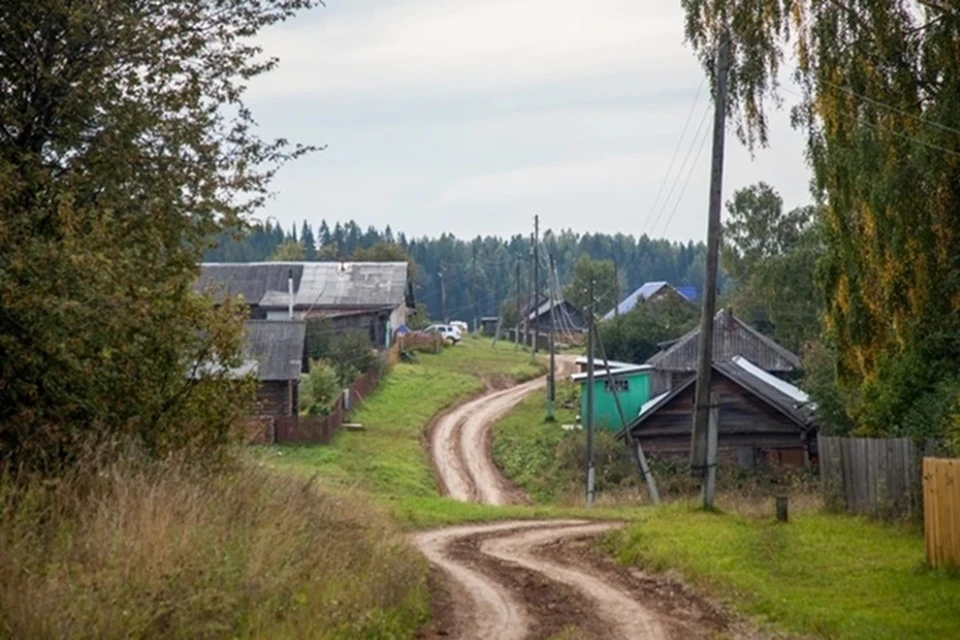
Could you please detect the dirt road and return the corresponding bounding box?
[429,356,576,505]
[413,520,732,639]
[420,358,741,638]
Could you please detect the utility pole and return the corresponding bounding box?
[594,325,661,504]
[613,259,620,318]
[438,266,448,324]
[528,233,535,351]
[690,30,731,511]
[471,243,478,334]
[586,278,596,507]
[533,215,540,354]
[546,253,557,421]
[515,257,521,349]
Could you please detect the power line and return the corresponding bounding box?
[640,76,708,235]
[655,122,713,238]
[647,105,713,235]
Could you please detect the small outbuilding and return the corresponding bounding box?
[625,356,816,469]
[571,363,660,430]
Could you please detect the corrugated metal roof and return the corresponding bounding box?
[244,320,306,381]
[260,262,407,309]
[646,309,800,372]
[196,262,407,310]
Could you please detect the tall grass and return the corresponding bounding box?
[0,452,427,639]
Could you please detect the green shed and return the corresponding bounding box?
[571,364,654,430]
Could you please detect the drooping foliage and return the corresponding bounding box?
[0,0,318,471]
[683,0,960,439]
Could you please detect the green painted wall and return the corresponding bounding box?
[578,370,651,430]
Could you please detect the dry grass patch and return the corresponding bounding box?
[0,454,428,639]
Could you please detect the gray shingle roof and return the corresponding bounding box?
[244,320,306,381]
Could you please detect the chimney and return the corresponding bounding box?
[288,269,294,320]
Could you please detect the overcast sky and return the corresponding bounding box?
[246,0,811,243]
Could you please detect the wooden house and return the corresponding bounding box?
[647,308,801,388]
[244,320,307,416]
[196,262,413,349]
[626,356,816,469]
[525,298,584,333]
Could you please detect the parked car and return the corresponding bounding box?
[450,320,469,334]
[422,324,462,344]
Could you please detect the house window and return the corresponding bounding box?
[604,378,629,393]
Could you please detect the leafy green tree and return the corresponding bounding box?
[598,297,698,364]
[328,330,376,386]
[564,256,618,317]
[721,183,822,352]
[0,0,318,472]
[269,241,306,261]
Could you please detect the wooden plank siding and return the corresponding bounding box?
[255,380,298,416]
[632,373,811,468]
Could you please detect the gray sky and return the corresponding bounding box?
[246,0,811,243]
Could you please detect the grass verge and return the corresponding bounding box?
[607,504,960,640]
[260,336,549,526]
[0,454,427,639]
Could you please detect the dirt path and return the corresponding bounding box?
[419,357,742,639]
[430,355,576,505]
[413,520,733,640]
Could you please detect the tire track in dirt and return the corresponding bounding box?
[429,355,576,505]
[481,522,665,640]
[413,520,734,640]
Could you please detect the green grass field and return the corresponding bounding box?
[491,381,580,503]
[261,336,553,526]
[608,504,960,639]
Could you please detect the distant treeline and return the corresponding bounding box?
[204,220,709,323]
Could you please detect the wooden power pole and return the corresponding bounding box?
[613,259,620,319]
[515,257,521,349]
[690,30,731,510]
[439,266,448,324]
[546,252,557,421]
[533,216,540,353]
[586,278,596,507]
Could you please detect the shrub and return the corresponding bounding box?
[329,330,377,385]
[299,359,342,416]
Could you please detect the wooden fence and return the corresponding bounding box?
[818,436,923,519]
[249,366,382,445]
[923,458,960,569]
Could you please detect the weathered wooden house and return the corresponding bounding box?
[646,308,801,388]
[196,262,412,348]
[626,356,816,469]
[525,298,584,333]
[244,320,307,416]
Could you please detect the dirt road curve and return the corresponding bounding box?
[430,356,576,505]
[413,520,731,640]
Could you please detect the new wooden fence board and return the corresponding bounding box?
[922,458,960,569]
